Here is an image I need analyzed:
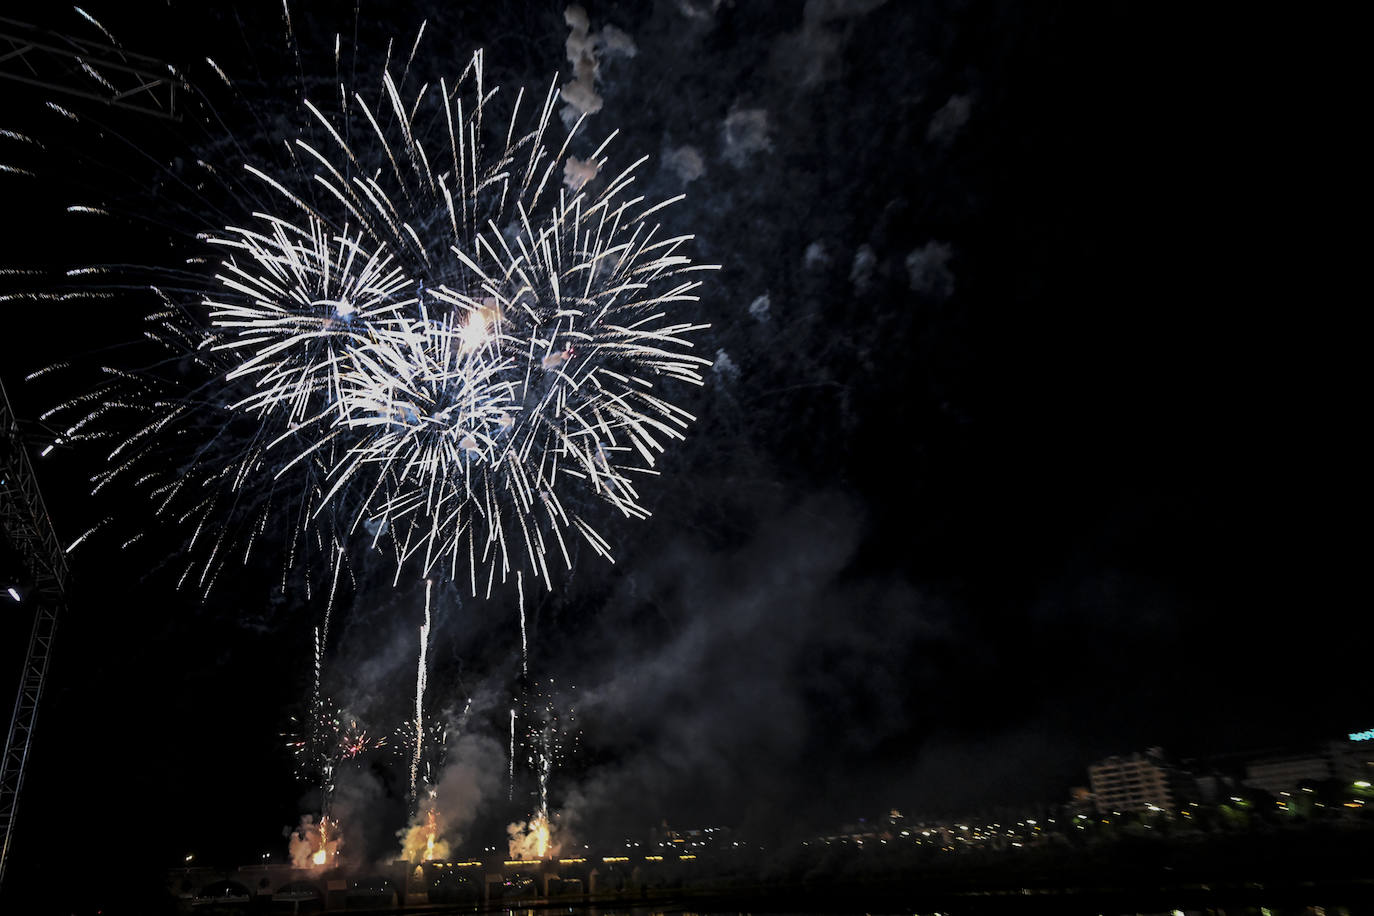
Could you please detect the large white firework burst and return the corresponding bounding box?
[31,25,712,599]
[219,46,714,595]
[210,48,714,594]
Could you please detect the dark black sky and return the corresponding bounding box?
[0,0,1361,906]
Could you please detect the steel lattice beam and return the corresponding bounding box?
[0,16,182,120]
[0,378,68,889]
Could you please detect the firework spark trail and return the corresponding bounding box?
[322,543,344,647]
[410,577,432,808]
[536,724,551,833]
[312,629,327,812]
[517,570,527,675]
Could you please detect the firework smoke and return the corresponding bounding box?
[288,814,341,868]
[397,730,504,862]
[398,805,449,863]
[506,812,555,860]
[504,676,579,859]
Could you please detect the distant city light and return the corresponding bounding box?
[1349,728,1374,742]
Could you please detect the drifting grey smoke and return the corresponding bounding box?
[544,490,947,840]
[287,814,339,867]
[395,731,506,861]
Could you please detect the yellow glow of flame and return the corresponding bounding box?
[533,815,550,859]
[422,809,439,862]
[311,816,335,866]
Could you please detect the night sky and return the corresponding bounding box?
[0,0,1360,903]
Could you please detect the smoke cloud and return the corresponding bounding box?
[287,814,340,868]
[396,731,506,861]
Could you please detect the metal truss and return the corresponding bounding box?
[0,378,68,889]
[0,16,182,120]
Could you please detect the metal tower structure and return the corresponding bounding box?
[1,17,177,889]
[0,377,68,888]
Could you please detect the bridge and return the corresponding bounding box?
[167,851,707,910]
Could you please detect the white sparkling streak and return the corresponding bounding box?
[410,578,432,807]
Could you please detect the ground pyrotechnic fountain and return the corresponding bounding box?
[507,812,555,861]
[288,814,341,868]
[503,676,580,859]
[398,806,449,863]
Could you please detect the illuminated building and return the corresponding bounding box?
[1244,753,1335,796]
[1244,737,1374,796]
[1087,747,1193,813]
